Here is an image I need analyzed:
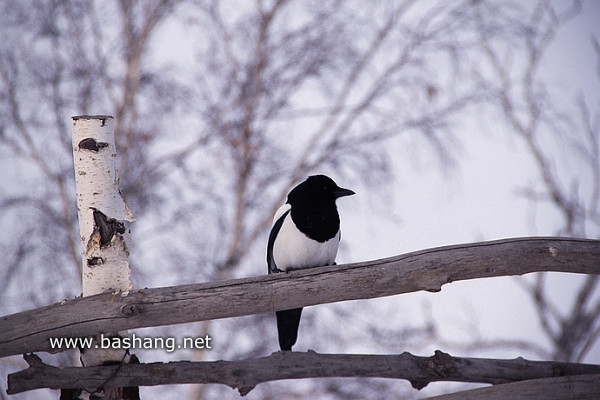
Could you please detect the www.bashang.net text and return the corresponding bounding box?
[49,333,212,353]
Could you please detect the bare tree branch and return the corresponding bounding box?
[7,351,600,396]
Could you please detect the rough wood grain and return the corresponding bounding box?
[7,351,600,395]
[424,374,600,400]
[1,237,599,357]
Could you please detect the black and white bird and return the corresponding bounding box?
[267,174,355,351]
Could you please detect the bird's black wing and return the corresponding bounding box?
[267,209,290,274]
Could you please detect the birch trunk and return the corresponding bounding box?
[72,115,135,297]
[71,115,137,398]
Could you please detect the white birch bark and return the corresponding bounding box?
[71,115,135,376]
[72,115,135,297]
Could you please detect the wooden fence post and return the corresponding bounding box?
[71,115,138,399]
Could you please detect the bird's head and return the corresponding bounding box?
[287,175,355,207]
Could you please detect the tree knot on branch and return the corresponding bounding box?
[237,383,256,397]
[412,350,457,389]
[120,304,142,316]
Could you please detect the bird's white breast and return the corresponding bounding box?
[272,208,340,270]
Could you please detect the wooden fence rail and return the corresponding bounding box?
[1,237,598,358]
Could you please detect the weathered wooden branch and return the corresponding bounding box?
[7,351,600,396]
[1,237,599,358]
[425,374,600,400]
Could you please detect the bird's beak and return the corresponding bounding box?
[334,187,355,198]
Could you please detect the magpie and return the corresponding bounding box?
[267,174,355,351]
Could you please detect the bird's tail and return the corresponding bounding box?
[276,308,303,351]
